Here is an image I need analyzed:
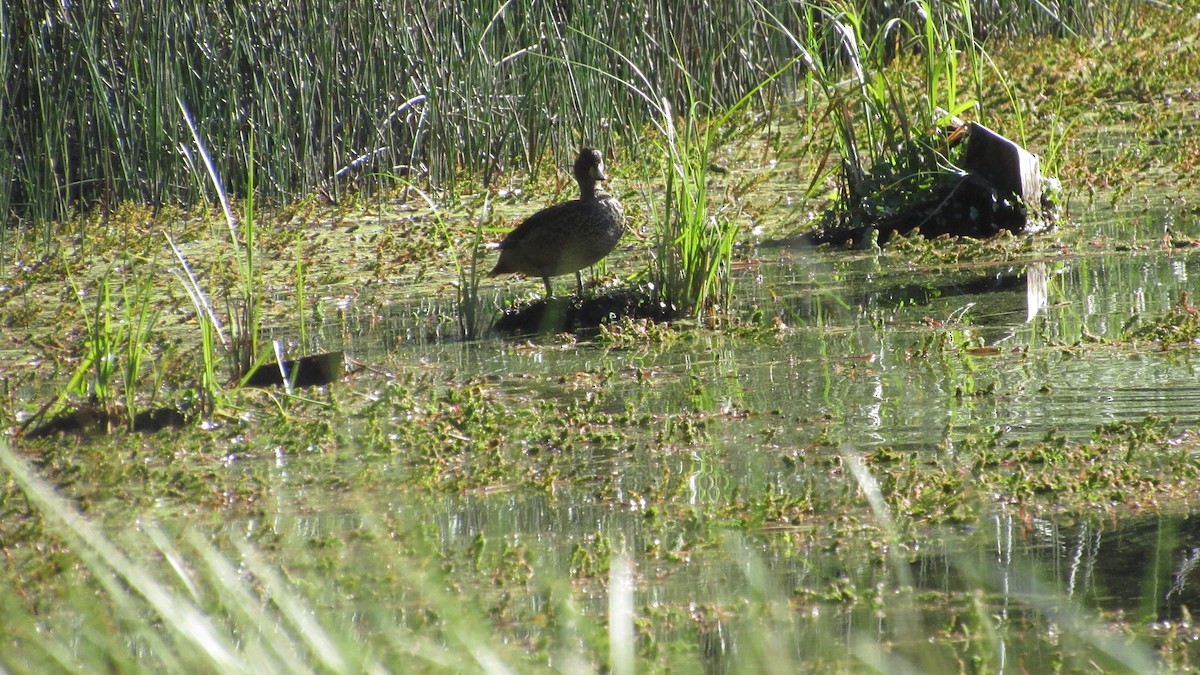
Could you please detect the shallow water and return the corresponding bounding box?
[343,231,1200,447]
[225,194,1200,667]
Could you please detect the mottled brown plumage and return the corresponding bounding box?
[489,148,626,297]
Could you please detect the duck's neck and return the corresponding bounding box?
[578,179,605,201]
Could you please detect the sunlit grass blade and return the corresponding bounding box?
[0,440,245,671]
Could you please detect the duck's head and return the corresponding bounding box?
[574,148,608,183]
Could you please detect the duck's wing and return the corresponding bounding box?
[497,199,581,249]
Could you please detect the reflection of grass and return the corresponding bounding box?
[1122,292,1200,345]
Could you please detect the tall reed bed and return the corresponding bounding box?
[2,0,1128,237]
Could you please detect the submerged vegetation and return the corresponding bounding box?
[4,0,1200,671]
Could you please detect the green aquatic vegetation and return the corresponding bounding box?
[596,316,679,348]
[10,425,267,515]
[874,455,979,524]
[998,9,1200,203]
[907,322,987,361]
[797,0,1004,235]
[959,417,1197,510]
[568,532,614,579]
[832,415,1200,529]
[0,440,573,673]
[421,186,491,340]
[653,114,744,320]
[168,114,276,412]
[355,374,638,492]
[880,227,1032,265]
[579,24,802,319]
[712,304,795,341]
[64,266,161,430]
[5,377,1200,671]
[167,235,224,416]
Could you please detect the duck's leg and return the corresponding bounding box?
[542,275,554,298]
[575,271,585,297]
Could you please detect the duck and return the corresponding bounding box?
[489,148,626,297]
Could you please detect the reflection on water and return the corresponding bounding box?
[905,510,1200,622]
[1026,261,1048,321]
[1012,511,1200,621]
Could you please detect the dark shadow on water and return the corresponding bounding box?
[243,350,345,389]
[859,265,1029,308]
[22,351,346,439]
[492,287,676,335]
[24,405,192,438]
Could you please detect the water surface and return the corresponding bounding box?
[232,196,1200,667]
